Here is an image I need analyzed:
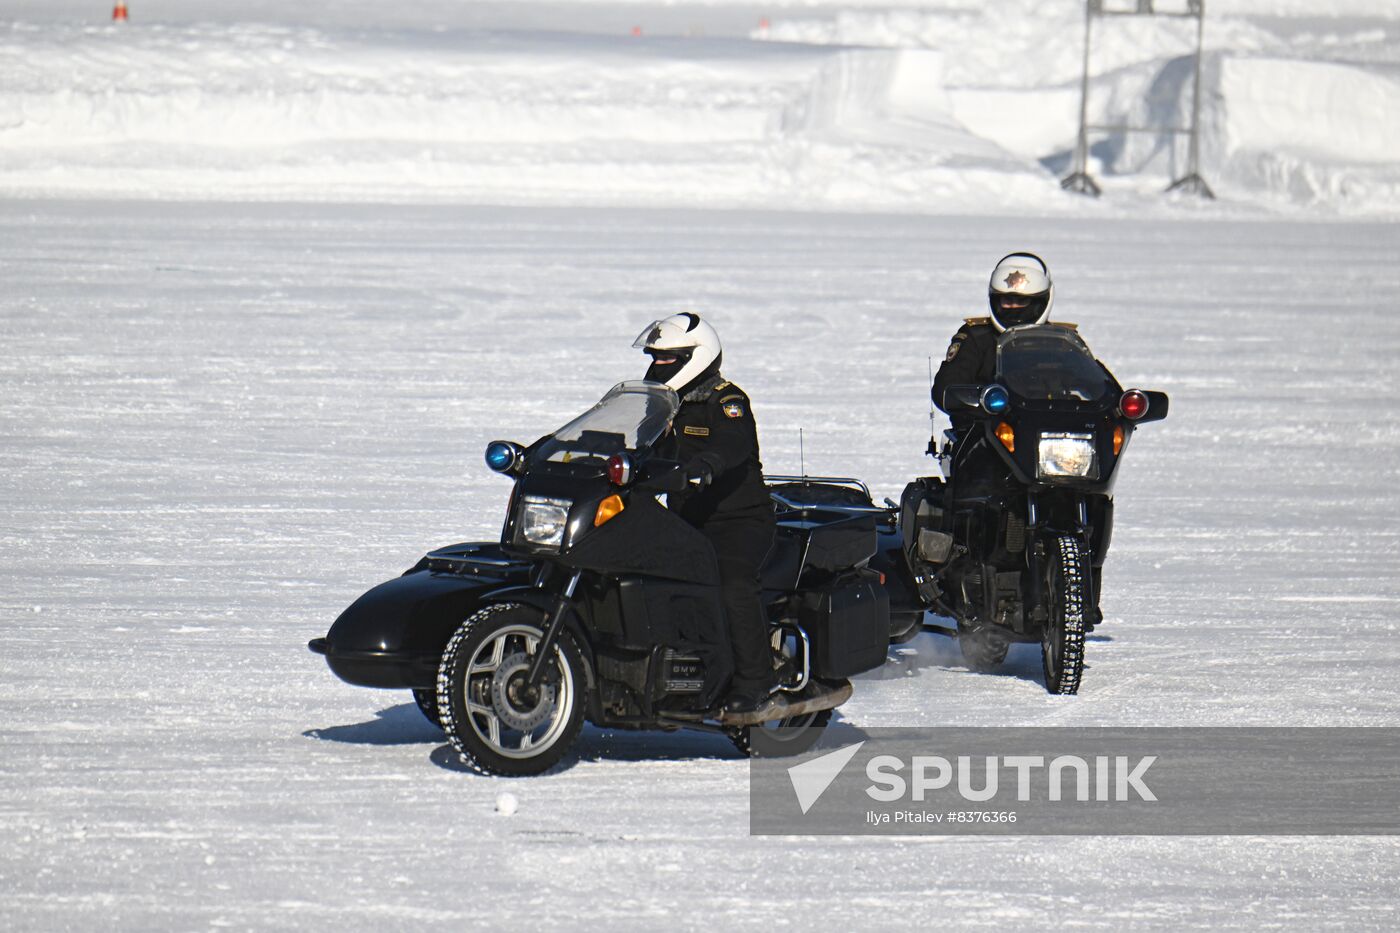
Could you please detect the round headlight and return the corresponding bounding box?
[981,384,1011,415]
[484,440,518,473]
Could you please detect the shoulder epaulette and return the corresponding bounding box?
[1051,321,1079,331]
[714,380,732,390]
[963,317,991,326]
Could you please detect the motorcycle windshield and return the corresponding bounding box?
[534,381,680,465]
[996,326,1115,403]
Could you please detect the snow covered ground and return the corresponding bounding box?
[4,0,1400,929]
[4,200,1399,929]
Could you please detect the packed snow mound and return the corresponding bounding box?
[1,0,1397,215]
[1206,56,1400,210]
[763,3,1267,89]
[1219,57,1400,165]
[763,0,1400,214]
[0,23,1047,210]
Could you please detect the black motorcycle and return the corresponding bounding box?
[898,324,1168,693]
[310,381,891,776]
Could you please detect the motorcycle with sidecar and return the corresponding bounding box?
[309,381,894,775]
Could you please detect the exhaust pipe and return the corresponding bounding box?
[721,679,853,727]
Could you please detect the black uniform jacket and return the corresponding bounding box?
[657,375,772,526]
[940,318,1092,434]
[933,317,1087,412]
[932,317,999,414]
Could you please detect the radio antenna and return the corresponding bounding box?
[928,356,936,430]
[799,428,806,478]
[927,356,939,458]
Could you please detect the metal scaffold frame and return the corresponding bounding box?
[1061,0,1214,198]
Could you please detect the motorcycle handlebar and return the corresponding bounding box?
[634,458,689,494]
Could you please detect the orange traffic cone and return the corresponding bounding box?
[112,1,129,21]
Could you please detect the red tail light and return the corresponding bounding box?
[1120,389,1149,421]
[607,453,632,486]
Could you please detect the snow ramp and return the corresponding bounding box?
[0,23,1044,210]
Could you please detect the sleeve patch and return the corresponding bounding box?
[722,401,745,419]
[945,341,962,362]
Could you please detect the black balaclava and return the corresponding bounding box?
[646,350,723,397]
[644,349,692,388]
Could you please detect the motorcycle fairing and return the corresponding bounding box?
[556,489,721,586]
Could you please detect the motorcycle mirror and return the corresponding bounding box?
[942,385,986,414]
[636,461,689,494]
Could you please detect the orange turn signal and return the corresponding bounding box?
[1113,425,1125,455]
[594,494,625,527]
[995,421,1015,452]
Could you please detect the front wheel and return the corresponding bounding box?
[436,603,587,776]
[729,709,831,758]
[1041,535,1089,695]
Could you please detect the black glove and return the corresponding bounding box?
[684,459,714,489]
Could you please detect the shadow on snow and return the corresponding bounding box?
[303,699,869,776]
[427,711,870,776]
[302,702,444,746]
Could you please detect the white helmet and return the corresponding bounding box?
[988,252,1054,332]
[633,312,723,393]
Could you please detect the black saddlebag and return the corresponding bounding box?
[799,573,890,679]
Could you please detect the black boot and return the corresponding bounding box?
[722,686,767,716]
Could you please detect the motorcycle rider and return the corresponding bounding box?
[933,251,1060,435]
[634,313,777,716]
[927,252,1108,624]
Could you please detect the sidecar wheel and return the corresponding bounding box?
[730,709,831,758]
[411,688,442,729]
[1041,536,1088,695]
[436,603,586,776]
[957,621,1009,672]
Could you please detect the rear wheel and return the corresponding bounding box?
[729,708,831,758]
[436,603,587,776]
[1041,536,1088,695]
